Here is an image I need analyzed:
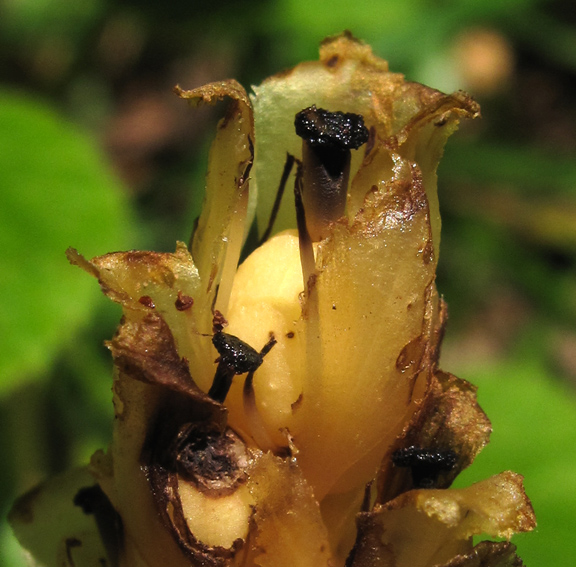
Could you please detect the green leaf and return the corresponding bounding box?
[0,90,135,394]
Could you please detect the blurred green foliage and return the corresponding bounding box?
[1,0,576,566]
[0,91,135,386]
[452,326,576,567]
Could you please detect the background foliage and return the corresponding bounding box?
[1,0,576,565]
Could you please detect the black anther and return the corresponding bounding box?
[295,106,369,150]
[212,332,264,375]
[293,106,369,241]
[208,332,276,403]
[392,446,457,489]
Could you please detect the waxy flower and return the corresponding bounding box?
[10,34,535,567]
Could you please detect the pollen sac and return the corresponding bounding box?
[392,446,457,488]
[294,106,369,150]
[212,331,264,374]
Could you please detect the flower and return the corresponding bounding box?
[10,33,535,567]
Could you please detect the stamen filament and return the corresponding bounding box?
[208,363,235,403]
[294,161,316,291]
[259,153,295,246]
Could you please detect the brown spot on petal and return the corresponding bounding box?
[307,273,318,294]
[345,510,395,567]
[379,370,492,502]
[212,310,228,333]
[139,295,155,309]
[108,312,219,407]
[175,292,194,311]
[291,393,304,412]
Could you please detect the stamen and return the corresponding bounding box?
[392,446,457,489]
[208,331,276,404]
[259,153,295,246]
[294,159,323,400]
[207,363,235,404]
[295,105,369,241]
[259,334,278,357]
[294,161,316,291]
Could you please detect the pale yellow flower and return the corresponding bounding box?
[10,34,535,567]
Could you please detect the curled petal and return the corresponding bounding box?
[66,244,218,395]
[176,81,254,329]
[349,472,535,567]
[378,370,492,502]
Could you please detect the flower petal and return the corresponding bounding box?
[176,81,254,325]
[377,370,492,502]
[348,472,535,567]
[67,244,216,392]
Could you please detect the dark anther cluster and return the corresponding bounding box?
[294,105,369,150]
[392,446,457,489]
[212,332,265,375]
